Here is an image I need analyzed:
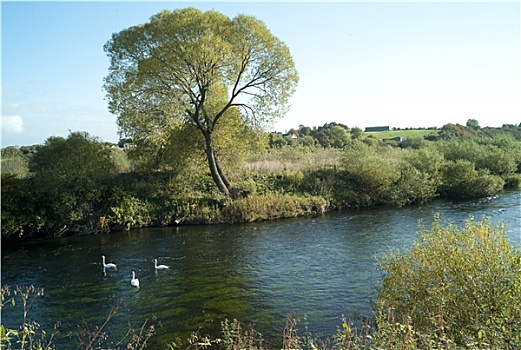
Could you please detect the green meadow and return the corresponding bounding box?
[364,128,439,139]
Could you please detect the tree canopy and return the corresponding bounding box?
[103,7,299,197]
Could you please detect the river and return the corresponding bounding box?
[2,191,520,348]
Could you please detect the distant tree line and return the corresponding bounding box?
[2,121,521,241]
[267,121,521,148]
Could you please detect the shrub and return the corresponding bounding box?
[439,160,504,198]
[106,191,154,231]
[504,173,521,188]
[341,143,402,206]
[475,144,517,175]
[301,167,345,205]
[375,216,521,348]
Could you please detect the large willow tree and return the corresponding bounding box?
[103,8,298,197]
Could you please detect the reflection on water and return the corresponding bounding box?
[2,191,520,348]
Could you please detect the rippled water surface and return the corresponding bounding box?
[2,191,520,348]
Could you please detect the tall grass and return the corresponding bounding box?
[245,147,342,173]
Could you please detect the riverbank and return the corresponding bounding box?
[3,128,521,242]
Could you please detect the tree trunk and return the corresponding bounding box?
[204,133,232,197]
[215,155,233,192]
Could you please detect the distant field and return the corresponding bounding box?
[365,129,439,139]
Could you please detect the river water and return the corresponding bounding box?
[2,191,520,348]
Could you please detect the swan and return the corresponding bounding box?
[102,255,117,269]
[131,271,140,288]
[154,259,169,270]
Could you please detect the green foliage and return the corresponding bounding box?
[362,135,379,147]
[311,123,351,148]
[350,127,363,139]
[1,175,37,239]
[476,144,517,175]
[341,143,405,206]
[162,123,209,174]
[336,133,519,204]
[399,137,426,149]
[30,132,116,187]
[1,133,129,239]
[106,190,154,231]
[466,118,480,130]
[1,146,29,178]
[404,147,444,182]
[270,170,305,193]
[439,123,477,139]
[481,124,521,140]
[478,132,521,172]
[212,109,267,173]
[437,138,518,176]
[27,132,119,235]
[268,133,288,148]
[376,216,521,348]
[438,160,505,198]
[504,173,521,189]
[437,139,482,164]
[299,135,316,147]
[109,148,132,173]
[300,167,345,204]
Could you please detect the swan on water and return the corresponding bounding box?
[102,255,117,269]
[154,259,169,270]
[131,271,140,288]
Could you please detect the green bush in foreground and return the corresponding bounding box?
[376,216,521,349]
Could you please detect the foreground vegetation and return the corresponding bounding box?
[2,121,521,241]
[2,217,520,349]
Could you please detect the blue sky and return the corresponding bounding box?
[2,1,520,147]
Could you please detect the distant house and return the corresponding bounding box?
[364,126,390,132]
[282,133,297,140]
[118,140,136,149]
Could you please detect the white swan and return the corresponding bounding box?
[154,259,169,270]
[102,255,117,269]
[131,271,140,288]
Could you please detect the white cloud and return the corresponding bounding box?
[2,115,24,133]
